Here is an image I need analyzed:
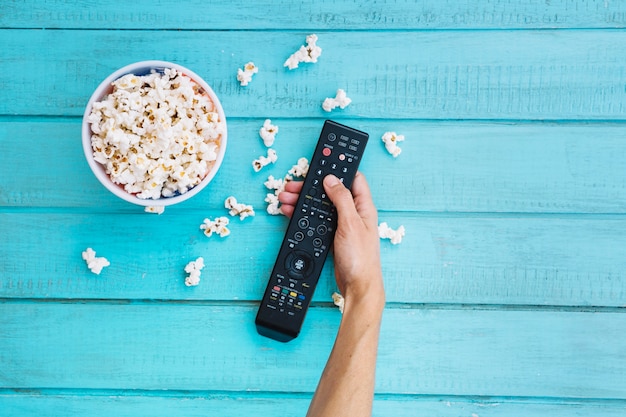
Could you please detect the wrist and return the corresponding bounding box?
[342,278,385,318]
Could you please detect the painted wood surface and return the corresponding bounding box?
[1,1,625,416]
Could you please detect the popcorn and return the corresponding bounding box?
[259,119,279,147]
[378,222,405,244]
[88,68,225,200]
[284,34,322,70]
[225,196,255,220]
[332,292,345,313]
[81,248,110,275]
[200,216,231,237]
[322,89,352,112]
[184,257,205,287]
[264,175,288,215]
[264,174,287,192]
[237,61,258,86]
[264,193,282,215]
[288,157,310,178]
[253,148,278,172]
[144,206,165,215]
[262,157,309,215]
[381,132,404,158]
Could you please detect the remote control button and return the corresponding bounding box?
[298,218,309,229]
[317,224,328,235]
[284,251,315,279]
[323,147,331,157]
[339,154,345,161]
[328,133,336,141]
[308,188,317,196]
[320,159,327,166]
[294,231,305,241]
[313,238,323,247]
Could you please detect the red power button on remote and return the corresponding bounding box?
[322,148,331,156]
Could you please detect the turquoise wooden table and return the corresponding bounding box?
[2,1,626,416]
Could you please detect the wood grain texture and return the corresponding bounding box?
[3,30,626,119]
[2,1,626,415]
[1,212,625,307]
[1,302,624,399]
[2,394,626,417]
[2,119,626,213]
[4,0,626,30]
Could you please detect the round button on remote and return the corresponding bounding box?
[316,224,328,235]
[284,250,315,279]
[298,218,309,229]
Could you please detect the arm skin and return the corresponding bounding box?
[279,172,385,417]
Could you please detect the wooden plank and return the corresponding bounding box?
[1,212,625,306]
[2,119,626,214]
[0,302,624,399]
[2,393,625,417]
[4,0,626,30]
[3,30,626,119]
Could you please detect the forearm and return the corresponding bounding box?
[306,291,384,417]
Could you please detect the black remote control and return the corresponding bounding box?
[255,120,369,342]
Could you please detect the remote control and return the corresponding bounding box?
[255,120,369,342]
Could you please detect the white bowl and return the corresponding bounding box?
[82,60,227,207]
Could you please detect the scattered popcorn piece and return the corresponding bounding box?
[262,158,310,215]
[200,216,231,237]
[253,148,278,172]
[259,119,279,147]
[236,61,258,86]
[322,89,352,112]
[288,157,310,178]
[81,247,110,275]
[264,175,288,215]
[381,131,405,158]
[144,206,165,215]
[184,257,205,287]
[378,222,406,244]
[265,193,282,215]
[284,34,322,70]
[332,292,345,314]
[225,196,255,220]
[87,68,225,200]
[264,174,286,192]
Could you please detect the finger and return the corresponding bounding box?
[278,190,299,206]
[284,180,304,193]
[323,174,359,220]
[280,204,295,218]
[350,172,378,228]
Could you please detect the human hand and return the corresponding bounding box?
[279,172,384,311]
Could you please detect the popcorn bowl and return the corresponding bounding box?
[82,60,227,207]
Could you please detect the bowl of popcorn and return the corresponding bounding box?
[82,61,227,206]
